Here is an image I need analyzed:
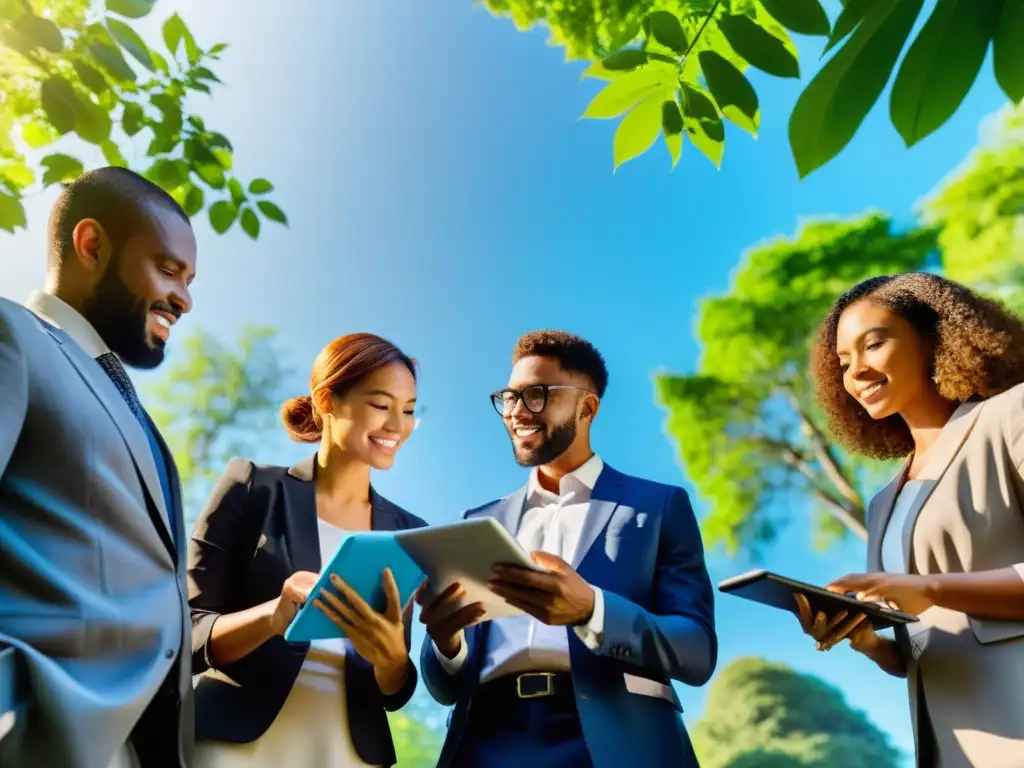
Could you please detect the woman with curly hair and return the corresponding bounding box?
[800,272,1024,768]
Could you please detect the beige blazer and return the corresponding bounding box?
[867,383,1024,768]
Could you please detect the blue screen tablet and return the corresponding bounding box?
[283,531,425,643]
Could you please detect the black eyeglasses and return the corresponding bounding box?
[489,384,593,416]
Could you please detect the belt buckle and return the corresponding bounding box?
[516,672,555,699]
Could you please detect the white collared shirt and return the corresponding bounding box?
[25,289,112,358]
[434,454,607,682]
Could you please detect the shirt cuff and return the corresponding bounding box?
[432,632,468,674]
[572,586,604,650]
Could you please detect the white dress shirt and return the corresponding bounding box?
[25,289,113,358]
[434,454,607,682]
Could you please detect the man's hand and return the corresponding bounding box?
[488,552,595,626]
[415,580,485,659]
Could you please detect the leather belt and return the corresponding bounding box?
[479,671,574,702]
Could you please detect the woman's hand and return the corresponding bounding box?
[270,571,320,636]
[315,569,410,694]
[826,572,935,616]
[793,594,876,652]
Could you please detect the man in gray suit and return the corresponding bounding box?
[0,167,197,768]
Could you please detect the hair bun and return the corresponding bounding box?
[280,394,322,443]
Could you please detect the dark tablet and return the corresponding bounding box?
[717,569,919,631]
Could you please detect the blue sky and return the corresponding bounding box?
[0,1,1012,761]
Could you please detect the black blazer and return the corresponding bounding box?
[187,455,427,766]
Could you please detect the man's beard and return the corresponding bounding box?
[511,416,577,467]
[82,261,165,369]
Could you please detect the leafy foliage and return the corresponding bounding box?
[144,325,291,519]
[0,0,285,238]
[920,101,1024,315]
[388,710,444,767]
[483,0,1024,176]
[691,657,901,768]
[654,213,934,554]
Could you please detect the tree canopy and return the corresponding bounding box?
[692,656,901,768]
[920,100,1024,314]
[482,0,1024,176]
[654,212,934,554]
[0,0,286,239]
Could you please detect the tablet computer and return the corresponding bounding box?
[395,516,545,621]
[284,531,425,642]
[717,569,919,631]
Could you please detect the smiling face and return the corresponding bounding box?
[835,298,934,420]
[500,355,595,467]
[82,204,197,369]
[324,361,418,470]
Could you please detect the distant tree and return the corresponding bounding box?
[0,0,286,239]
[653,212,935,554]
[144,325,442,763]
[692,657,901,768]
[920,100,1024,315]
[482,0,1024,176]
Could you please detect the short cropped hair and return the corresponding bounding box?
[811,272,1024,459]
[47,167,190,267]
[513,330,609,397]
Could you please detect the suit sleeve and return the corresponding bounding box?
[187,457,254,674]
[0,306,28,480]
[595,487,718,686]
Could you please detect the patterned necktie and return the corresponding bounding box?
[94,352,148,431]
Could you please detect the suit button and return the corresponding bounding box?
[165,649,175,659]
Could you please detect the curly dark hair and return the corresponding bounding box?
[811,272,1024,459]
[513,330,608,397]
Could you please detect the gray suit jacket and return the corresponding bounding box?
[867,385,1024,768]
[0,297,193,768]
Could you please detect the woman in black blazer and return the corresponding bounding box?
[187,333,427,768]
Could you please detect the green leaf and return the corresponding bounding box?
[122,102,145,135]
[148,133,178,156]
[759,0,829,37]
[257,200,287,225]
[72,61,109,94]
[41,78,77,135]
[601,49,649,71]
[613,92,666,171]
[582,66,672,119]
[89,41,136,82]
[647,11,688,55]
[187,141,226,189]
[0,192,26,233]
[183,28,201,66]
[10,13,64,53]
[147,159,189,189]
[789,0,924,178]
[680,83,724,169]
[71,93,113,144]
[101,140,128,167]
[994,0,1024,104]
[248,178,273,194]
[823,0,870,56]
[208,200,237,234]
[661,100,684,169]
[21,120,58,149]
[107,17,154,71]
[151,92,183,134]
[40,154,84,187]
[0,162,35,188]
[209,43,228,56]
[162,13,186,55]
[699,50,760,137]
[240,206,260,239]
[107,0,158,18]
[227,178,246,205]
[182,184,204,217]
[192,66,222,83]
[206,132,233,151]
[212,149,232,170]
[149,49,169,73]
[718,14,800,78]
[890,0,1001,147]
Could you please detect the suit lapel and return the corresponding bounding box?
[493,486,528,536]
[899,400,983,571]
[573,465,622,569]
[285,456,321,573]
[146,413,184,561]
[48,325,174,549]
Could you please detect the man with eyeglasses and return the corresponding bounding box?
[416,330,717,768]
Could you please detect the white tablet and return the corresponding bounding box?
[395,516,545,620]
